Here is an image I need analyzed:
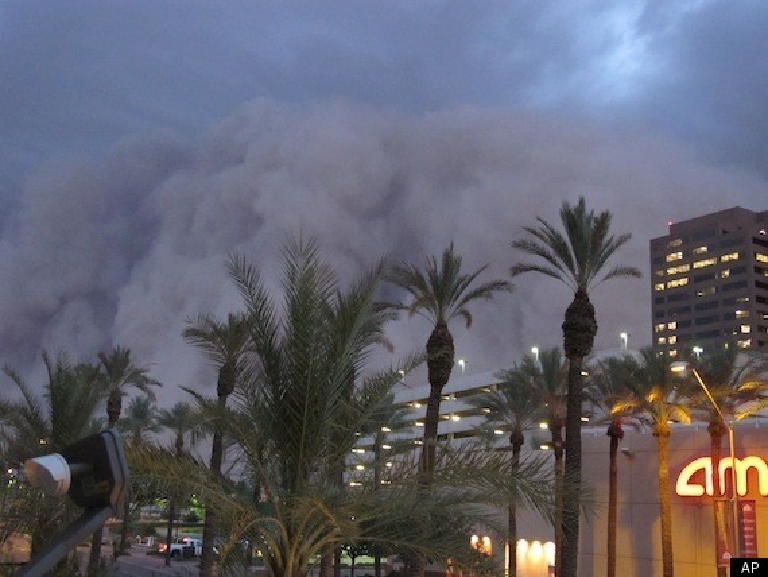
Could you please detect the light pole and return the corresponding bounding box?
[531,346,540,363]
[620,332,629,350]
[671,361,740,563]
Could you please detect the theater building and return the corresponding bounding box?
[350,362,767,577]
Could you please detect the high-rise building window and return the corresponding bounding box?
[667,264,691,275]
[693,246,708,254]
[666,251,683,262]
[741,325,751,333]
[667,278,689,289]
[693,257,717,269]
[721,251,740,262]
[655,283,665,291]
[736,310,749,319]
[756,252,768,264]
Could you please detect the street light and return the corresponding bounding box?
[531,346,540,363]
[457,358,467,374]
[670,360,740,562]
[620,332,629,350]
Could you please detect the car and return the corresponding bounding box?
[157,538,190,559]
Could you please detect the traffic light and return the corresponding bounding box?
[18,429,129,577]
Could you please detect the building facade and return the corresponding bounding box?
[650,206,768,356]
[348,358,767,577]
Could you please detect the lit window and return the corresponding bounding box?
[667,322,677,329]
[668,335,677,344]
[693,258,717,269]
[656,323,666,332]
[658,337,667,345]
[655,270,665,277]
[756,253,768,264]
[668,239,683,248]
[669,349,678,357]
[721,269,730,278]
[741,325,751,333]
[697,287,716,297]
[355,464,365,470]
[693,246,708,254]
[666,251,683,262]
[737,297,750,303]
[737,339,751,349]
[655,283,665,292]
[721,252,740,262]
[735,310,749,319]
[667,264,691,275]
[667,278,689,288]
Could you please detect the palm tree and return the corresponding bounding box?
[510,196,641,577]
[157,401,202,567]
[90,346,161,567]
[0,352,103,557]
[128,236,555,577]
[119,396,161,445]
[117,395,161,554]
[518,348,567,576]
[687,347,768,575]
[611,347,694,577]
[466,363,541,577]
[358,394,414,577]
[183,311,252,577]
[584,354,638,577]
[387,243,513,482]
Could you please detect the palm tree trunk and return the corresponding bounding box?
[374,435,383,577]
[709,421,726,577]
[551,419,564,577]
[607,421,622,577]
[508,430,524,577]
[657,431,675,577]
[411,321,453,577]
[560,288,596,577]
[165,498,176,566]
[200,427,224,577]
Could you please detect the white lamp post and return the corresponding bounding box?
[531,346,540,363]
[620,332,629,350]
[670,360,740,562]
[457,358,466,374]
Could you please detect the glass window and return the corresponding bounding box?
[667,278,689,289]
[721,252,740,262]
[693,257,718,269]
[666,251,683,262]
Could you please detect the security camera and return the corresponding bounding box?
[24,454,91,497]
[18,430,129,577]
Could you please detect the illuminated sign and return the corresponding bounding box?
[676,456,768,497]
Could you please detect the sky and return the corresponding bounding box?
[1,0,767,409]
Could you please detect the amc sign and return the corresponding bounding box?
[676,455,768,497]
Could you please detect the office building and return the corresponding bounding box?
[650,206,768,356]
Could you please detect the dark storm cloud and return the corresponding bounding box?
[0,1,767,405]
[1,100,765,408]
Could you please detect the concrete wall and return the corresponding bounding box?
[577,421,768,577]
